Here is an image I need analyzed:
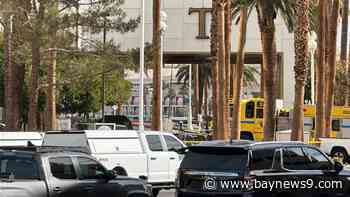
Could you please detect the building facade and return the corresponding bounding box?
[93,0,296,107]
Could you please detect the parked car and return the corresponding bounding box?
[42,130,186,196]
[319,138,350,163]
[0,131,43,146]
[176,140,350,197]
[0,146,151,197]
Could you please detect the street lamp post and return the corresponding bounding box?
[309,32,317,105]
[139,0,145,131]
[160,11,167,132]
[188,64,193,131]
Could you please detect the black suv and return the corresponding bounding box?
[176,141,350,197]
[0,146,151,197]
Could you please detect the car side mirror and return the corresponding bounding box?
[334,161,343,173]
[102,170,116,182]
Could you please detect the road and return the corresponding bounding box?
[159,189,175,197]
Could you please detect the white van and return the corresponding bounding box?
[42,130,186,195]
[0,132,43,146]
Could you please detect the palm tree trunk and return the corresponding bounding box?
[4,15,14,130]
[151,0,161,131]
[28,29,40,131]
[211,0,219,138]
[291,0,310,141]
[217,1,229,140]
[231,7,248,140]
[341,0,349,62]
[257,0,278,141]
[316,0,327,139]
[47,1,59,130]
[225,0,232,101]
[12,64,25,130]
[325,0,340,137]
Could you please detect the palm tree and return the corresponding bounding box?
[341,0,349,63]
[225,0,232,100]
[210,0,219,138]
[291,0,310,141]
[316,0,327,139]
[233,0,296,141]
[151,0,161,131]
[325,0,340,137]
[217,1,229,140]
[231,4,248,140]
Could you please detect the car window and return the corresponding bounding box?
[164,135,183,151]
[245,101,255,119]
[0,153,40,179]
[303,147,333,170]
[77,157,106,179]
[283,147,308,170]
[49,157,77,179]
[146,135,164,151]
[181,147,248,175]
[251,149,275,170]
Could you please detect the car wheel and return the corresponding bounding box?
[331,148,348,164]
[152,189,160,197]
[113,167,128,176]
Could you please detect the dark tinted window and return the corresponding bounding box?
[332,120,340,131]
[164,135,183,151]
[251,149,275,170]
[49,157,77,179]
[245,102,255,118]
[0,153,40,179]
[181,147,248,174]
[283,147,308,170]
[303,147,332,170]
[146,135,163,151]
[77,157,106,179]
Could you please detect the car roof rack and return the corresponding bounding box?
[0,146,91,154]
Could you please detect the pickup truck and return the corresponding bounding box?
[0,146,151,197]
[319,138,350,163]
[43,130,186,196]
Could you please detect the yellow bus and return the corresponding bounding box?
[229,98,265,141]
[230,98,350,141]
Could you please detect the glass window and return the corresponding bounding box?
[303,147,332,170]
[283,147,308,170]
[0,153,40,179]
[77,157,106,180]
[49,157,77,179]
[256,109,263,119]
[181,147,248,175]
[332,120,341,132]
[251,149,275,170]
[245,102,255,119]
[146,135,164,151]
[164,135,184,151]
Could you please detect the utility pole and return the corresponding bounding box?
[139,0,145,131]
[102,18,106,122]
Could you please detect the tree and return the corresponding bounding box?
[341,0,349,63]
[325,0,340,137]
[291,0,310,141]
[210,0,219,138]
[316,0,328,139]
[151,0,161,131]
[231,4,248,140]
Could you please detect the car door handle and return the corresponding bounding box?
[150,157,157,160]
[53,187,62,193]
[170,157,176,160]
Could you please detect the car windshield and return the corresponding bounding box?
[0,152,40,180]
[181,147,248,174]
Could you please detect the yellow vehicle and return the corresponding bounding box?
[303,105,350,139]
[230,97,350,141]
[229,98,265,141]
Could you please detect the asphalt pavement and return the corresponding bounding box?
[159,189,175,197]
